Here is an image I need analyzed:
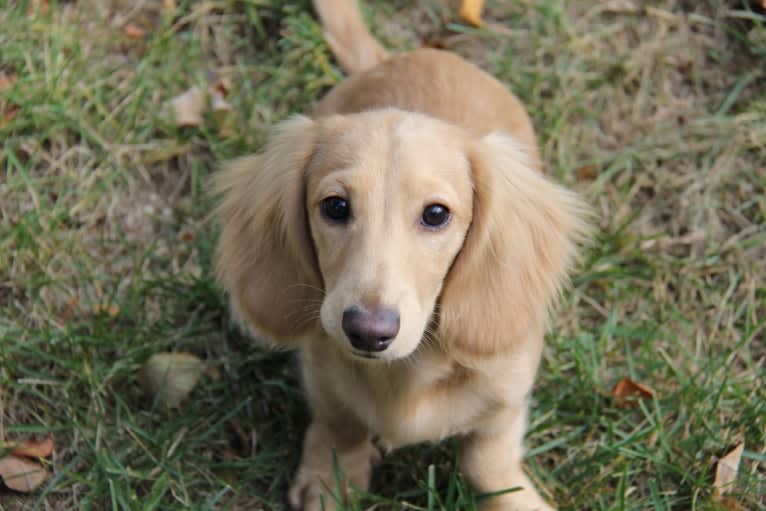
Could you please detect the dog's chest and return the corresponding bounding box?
[344,354,491,447]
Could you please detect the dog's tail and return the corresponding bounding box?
[312,0,388,74]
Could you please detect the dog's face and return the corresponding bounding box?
[214,109,588,364]
[305,113,473,360]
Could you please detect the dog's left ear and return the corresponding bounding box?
[438,132,591,361]
[212,116,322,345]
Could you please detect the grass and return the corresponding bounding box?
[1,0,764,509]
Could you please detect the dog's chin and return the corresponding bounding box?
[346,341,420,363]
[348,349,386,361]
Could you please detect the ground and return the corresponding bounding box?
[1,0,764,509]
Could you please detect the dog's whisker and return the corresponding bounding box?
[285,282,326,296]
[288,311,322,331]
[286,298,325,307]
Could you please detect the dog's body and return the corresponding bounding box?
[214,1,590,510]
[317,49,538,157]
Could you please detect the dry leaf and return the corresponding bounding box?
[210,74,231,98]
[60,295,80,322]
[611,377,655,408]
[421,36,447,50]
[714,497,744,511]
[216,118,238,138]
[1,73,19,125]
[459,0,485,27]
[91,303,119,317]
[140,352,205,408]
[178,228,195,242]
[10,437,54,459]
[26,0,49,16]
[1,104,19,127]
[211,89,236,137]
[0,456,48,492]
[713,442,745,498]
[0,72,18,91]
[575,164,597,181]
[162,0,177,11]
[123,22,147,39]
[211,90,233,114]
[170,86,205,127]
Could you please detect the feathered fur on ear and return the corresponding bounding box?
[212,116,322,345]
[438,132,591,361]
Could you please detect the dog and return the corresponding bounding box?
[213,1,590,509]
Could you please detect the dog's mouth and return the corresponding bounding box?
[349,349,383,360]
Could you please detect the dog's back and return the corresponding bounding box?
[312,0,540,168]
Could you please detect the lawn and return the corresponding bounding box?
[1,0,765,509]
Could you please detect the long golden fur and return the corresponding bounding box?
[213,1,591,509]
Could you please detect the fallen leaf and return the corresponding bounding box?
[211,90,233,114]
[26,0,49,16]
[123,22,147,39]
[0,72,18,91]
[575,164,597,181]
[209,73,231,98]
[170,86,205,127]
[162,0,177,11]
[211,89,236,137]
[421,37,446,50]
[178,228,195,242]
[611,377,655,408]
[459,0,485,27]
[10,437,54,459]
[91,303,119,317]
[139,352,205,408]
[59,295,79,322]
[714,497,744,511]
[1,103,19,128]
[217,118,238,138]
[713,442,745,498]
[0,455,48,492]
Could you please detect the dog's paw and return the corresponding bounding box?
[478,491,556,511]
[287,469,338,511]
[287,448,376,511]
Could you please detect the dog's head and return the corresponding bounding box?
[214,110,589,363]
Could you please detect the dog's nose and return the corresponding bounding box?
[342,306,400,352]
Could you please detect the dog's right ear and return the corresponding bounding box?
[212,116,322,345]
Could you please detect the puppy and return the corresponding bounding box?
[213,1,590,509]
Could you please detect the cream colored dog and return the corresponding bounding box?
[213,1,590,510]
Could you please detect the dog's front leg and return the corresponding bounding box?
[460,403,555,511]
[288,414,377,511]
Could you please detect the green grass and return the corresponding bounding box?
[1,0,764,509]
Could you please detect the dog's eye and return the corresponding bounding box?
[421,204,451,228]
[320,196,351,223]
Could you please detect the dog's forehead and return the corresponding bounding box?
[389,117,470,177]
[309,112,471,186]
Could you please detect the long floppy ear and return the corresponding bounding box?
[212,116,322,345]
[438,132,591,361]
